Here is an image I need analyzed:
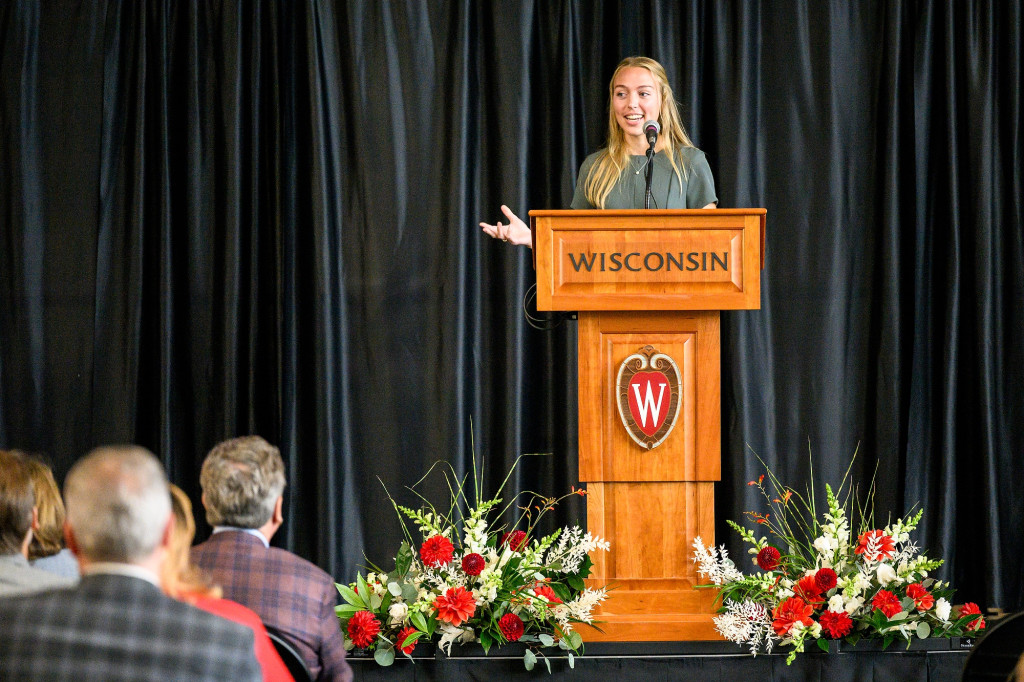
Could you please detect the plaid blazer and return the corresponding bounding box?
[192,531,351,682]
[0,573,261,682]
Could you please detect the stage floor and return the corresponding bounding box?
[348,640,970,681]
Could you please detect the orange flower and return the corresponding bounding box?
[906,583,934,611]
[855,530,896,562]
[434,586,476,626]
[772,597,814,636]
[534,585,563,604]
[794,575,825,607]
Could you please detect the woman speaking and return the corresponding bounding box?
[481,56,717,247]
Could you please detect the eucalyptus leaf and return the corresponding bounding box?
[374,647,396,667]
[916,622,931,639]
[538,634,555,647]
[568,652,575,669]
[388,581,403,597]
[524,650,537,671]
[402,583,419,602]
[889,611,907,622]
[370,593,383,610]
[544,656,551,674]
[568,631,584,649]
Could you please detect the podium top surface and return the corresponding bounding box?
[529,208,766,218]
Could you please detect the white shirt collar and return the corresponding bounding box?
[212,526,270,548]
[82,562,161,587]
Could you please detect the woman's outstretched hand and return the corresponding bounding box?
[480,205,533,248]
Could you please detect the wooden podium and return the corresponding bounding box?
[530,208,766,641]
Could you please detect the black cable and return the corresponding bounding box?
[522,283,570,331]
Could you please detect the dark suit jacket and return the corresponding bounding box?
[192,531,351,682]
[0,572,261,681]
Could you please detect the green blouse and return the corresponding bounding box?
[569,146,718,209]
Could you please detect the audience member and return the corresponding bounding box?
[0,445,262,681]
[164,483,294,681]
[192,436,352,682]
[24,455,80,579]
[0,449,74,596]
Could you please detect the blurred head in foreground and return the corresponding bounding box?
[64,446,172,568]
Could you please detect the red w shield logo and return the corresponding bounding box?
[616,346,681,450]
[627,372,671,436]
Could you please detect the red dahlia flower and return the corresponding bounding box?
[855,530,896,562]
[815,567,838,592]
[906,583,935,611]
[534,585,562,604]
[795,575,824,606]
[871,589,903,618]
[435,586,476,626]
[958,602,986,631]
[498,613,525,642]
[461,552,485,576]
[502,530,528,552]
[420,535,455,567]
[347,610,381,648]
[756,546,781,571]
[396,626,419,654]
[772,596,815,637]
[819,609,853,638]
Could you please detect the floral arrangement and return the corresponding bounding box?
[692,459,985,664]
[336,456,610,671]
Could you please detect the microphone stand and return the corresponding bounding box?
[644,146,655,209]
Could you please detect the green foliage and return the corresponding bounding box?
[373,647,395,666]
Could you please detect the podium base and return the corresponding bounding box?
[581,578,724,642]
[579,613,722,642]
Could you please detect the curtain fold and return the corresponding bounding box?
[1,0,1021,605]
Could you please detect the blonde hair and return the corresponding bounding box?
[583,56,696,208]
[163,483,221,599]
[24,456,66,560]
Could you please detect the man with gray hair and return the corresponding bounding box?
[192,435,351,682]
[0,446,262,681]
[0,449,74,596]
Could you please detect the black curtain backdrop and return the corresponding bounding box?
[1,1,1022,612]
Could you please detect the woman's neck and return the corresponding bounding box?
[626,138,663,156]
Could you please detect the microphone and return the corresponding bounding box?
[644,120,660,149]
